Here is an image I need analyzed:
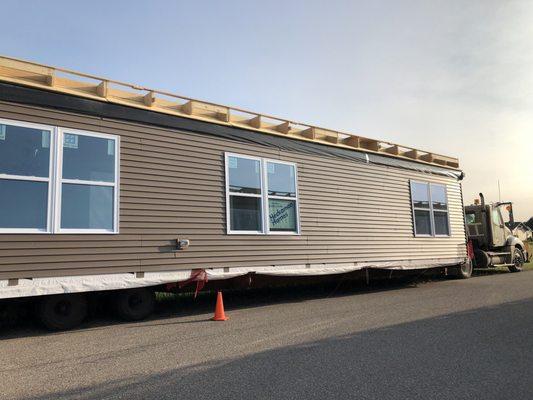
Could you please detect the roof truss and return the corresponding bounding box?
[0,55,459,169]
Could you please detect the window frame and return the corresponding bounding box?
[410,180,451,238]
[263,158,301,235]
[0,118,56,234]
[56,127,120,234]
[0,118,120,235]
[225,153,264,235]
[225,153,300,235]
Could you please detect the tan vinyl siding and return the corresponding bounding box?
[0,101,466,279]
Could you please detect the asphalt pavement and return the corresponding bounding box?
[2,270,533,400]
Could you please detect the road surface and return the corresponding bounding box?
[2,271,533,399]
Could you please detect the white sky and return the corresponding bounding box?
[1,0,532,219]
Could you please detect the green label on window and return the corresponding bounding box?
[42,131,50,148]
[228,156,238,169]
[107,140,115,156]
[0,124,5,140]
[269,199,297,232]
[64,133,78,149]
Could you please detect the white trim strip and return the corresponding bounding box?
[228,192,262,198]
[0,174,50,182]
[61,178,116,187]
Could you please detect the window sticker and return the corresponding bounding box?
[0,124,5,141]
[267,162,275,174]
[107,139,115,156]
[42,131,50,148]
[63,133,78,149]
[228,156,238,169]
[269,199,296,231]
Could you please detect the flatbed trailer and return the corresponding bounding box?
[0,56,468,329]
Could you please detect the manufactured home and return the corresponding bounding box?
[0,56,468,328]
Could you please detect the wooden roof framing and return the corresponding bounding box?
[0,55,459,169]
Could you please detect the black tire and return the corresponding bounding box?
[448,260,473,279]
[508,248,524,273]
[37,294,88,331]
[114,288,155,321]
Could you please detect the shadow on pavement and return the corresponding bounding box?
[23,296,533,400]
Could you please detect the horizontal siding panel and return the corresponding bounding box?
[0,235,141,242]
[0,251,176,265]
[0,241,143,250]
[0,102,466,279]
[0,267,140,280]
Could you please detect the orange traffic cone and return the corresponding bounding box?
[212,291,229,321]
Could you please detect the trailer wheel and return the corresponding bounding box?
[508,248,524,273]
[114,288,155,321]
[448,260,473,279]
[37,294,88,331]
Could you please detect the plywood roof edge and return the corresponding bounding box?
[0,55,460,170]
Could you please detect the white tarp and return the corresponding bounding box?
[0,258,465,299]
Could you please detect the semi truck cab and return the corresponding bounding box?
[465,194,529,272]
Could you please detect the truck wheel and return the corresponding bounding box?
[448,260,473,279]
[508,249,524,273]
[37,294,88,331]
[114,288,155,321]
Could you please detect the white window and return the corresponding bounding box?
[0,118,119,234]
[0,120,53,233]
[266,161,298,233]
[57,128,119,233]
[225,153,300,235]
[410,181,450,237]
[226,154,263,233]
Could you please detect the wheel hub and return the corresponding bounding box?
[54,301,71,316]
